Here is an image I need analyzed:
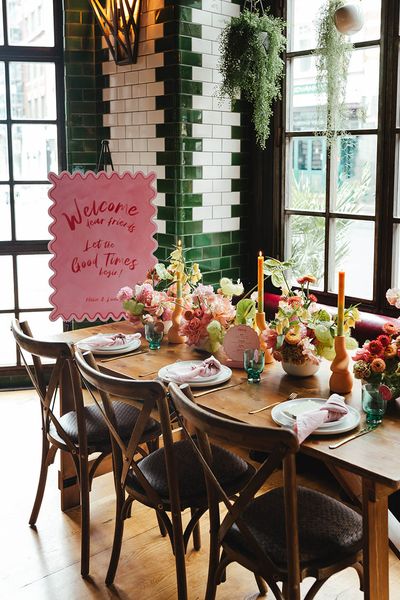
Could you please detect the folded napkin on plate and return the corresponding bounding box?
[294,394,348,444]
[168,356,222,384]
[79,332,141,350]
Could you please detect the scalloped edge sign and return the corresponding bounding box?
[48,170,157,322]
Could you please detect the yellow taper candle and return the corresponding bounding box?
[176,240,182,299]
[337,271,345,336]
[257,251,264,313]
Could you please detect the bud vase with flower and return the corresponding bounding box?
[262,258,360,377]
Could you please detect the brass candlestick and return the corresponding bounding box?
[329,335,353,394]
[168,300,186,344]
[255,311,273,364]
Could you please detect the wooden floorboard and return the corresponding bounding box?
[2,389,400,599]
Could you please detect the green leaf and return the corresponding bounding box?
[235,298,257,324]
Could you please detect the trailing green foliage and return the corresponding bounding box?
[218,8,286,149]
[314,0,353,148]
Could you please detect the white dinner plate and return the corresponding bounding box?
[158,361,232,387]
[271,398,361,436]
[279,398,341,429]
[77,337,141,356]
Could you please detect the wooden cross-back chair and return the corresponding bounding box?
[11,318,161,578]
[168,382,364,600]
[74,347,255,599]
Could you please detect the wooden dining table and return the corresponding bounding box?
[52,321,400,600]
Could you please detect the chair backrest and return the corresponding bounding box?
[168,381,302,594]
[11,318,83,456]
[74,347,182,514]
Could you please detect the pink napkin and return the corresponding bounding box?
[168,356,222,383]
[79,332,141,350]
[294,394,348,444]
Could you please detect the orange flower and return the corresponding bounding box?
[285,330,301,345]
[297,275,317,285]
[383,322,400,336]
[370,358,386,374]
[384,344,397,359]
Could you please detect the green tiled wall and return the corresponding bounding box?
[64,0,109,171]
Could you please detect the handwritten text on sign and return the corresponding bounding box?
[48,170,157,322]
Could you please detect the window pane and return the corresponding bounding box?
[0,3,3,46]
[7,0,54,47]
[288,55,320,132]
[12,124,57,180]
[288,48,380,132]
[393,224,400,288]
[15,184,51,240]
[329,219,374,299]
[349,0,381,43]
[0,313,15,366]
[285,214,325,287]
[396,135,400,217]
[0,256,14,309]
[0,124,9,179]
[10,62,56,120]
[0,63,6,118]
[288,0,325,52]
[288,0,381,52]
[17,254,52,309]
[0,185,11,240]
[344,47,380,130]
[286,137,326,211]
[331,135,377,216]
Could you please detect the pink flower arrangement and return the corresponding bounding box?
[117,281,174,323]
[353,290,400,401]
[179,285,237,352]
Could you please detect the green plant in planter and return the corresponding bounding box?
[314,0,353,148]
[218,6,285,149]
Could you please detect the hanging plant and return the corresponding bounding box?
[218,2,286,149]
[314,0,355,148]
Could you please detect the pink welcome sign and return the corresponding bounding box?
[48,170,157,322]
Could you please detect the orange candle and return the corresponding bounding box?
[337,271,345,336]
[257,251,264,313]
[176,240,182,299]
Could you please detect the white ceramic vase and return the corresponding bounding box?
[334,3,364,35]
[281,359,320,377]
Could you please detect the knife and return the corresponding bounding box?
[193,381,244,398]
[328,424,378,449]
[100,349,149,362]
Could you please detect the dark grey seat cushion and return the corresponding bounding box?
[127,439,254,506]
[225,486,363,568]
[50,401,160,448]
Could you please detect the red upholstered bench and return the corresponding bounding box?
[264,292,399,346]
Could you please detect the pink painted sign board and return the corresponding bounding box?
[222,325,260,369]
[48,170,157,322]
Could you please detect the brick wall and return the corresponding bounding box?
[101,0,249,284]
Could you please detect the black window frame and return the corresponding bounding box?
[0,0,66,377]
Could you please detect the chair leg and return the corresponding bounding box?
[156,510,167,537]
[354,561,364,591]
[79,457,91,578]
[191,508,201,550]
[106,491,128,586]
[304,578,328,600]
[29,441,57,526]
[171,511,188,600]
[255,575,268,596]
[204,504,220,600]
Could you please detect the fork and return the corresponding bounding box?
[248,392,298,414]
[328,423,378,449]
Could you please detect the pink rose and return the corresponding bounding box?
[117,286,133,302]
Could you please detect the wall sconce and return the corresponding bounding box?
[89,0,141,65]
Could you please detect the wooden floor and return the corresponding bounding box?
[2,389,400,600]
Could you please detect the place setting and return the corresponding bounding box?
[76,332,148,362]
[156,356,244,398]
